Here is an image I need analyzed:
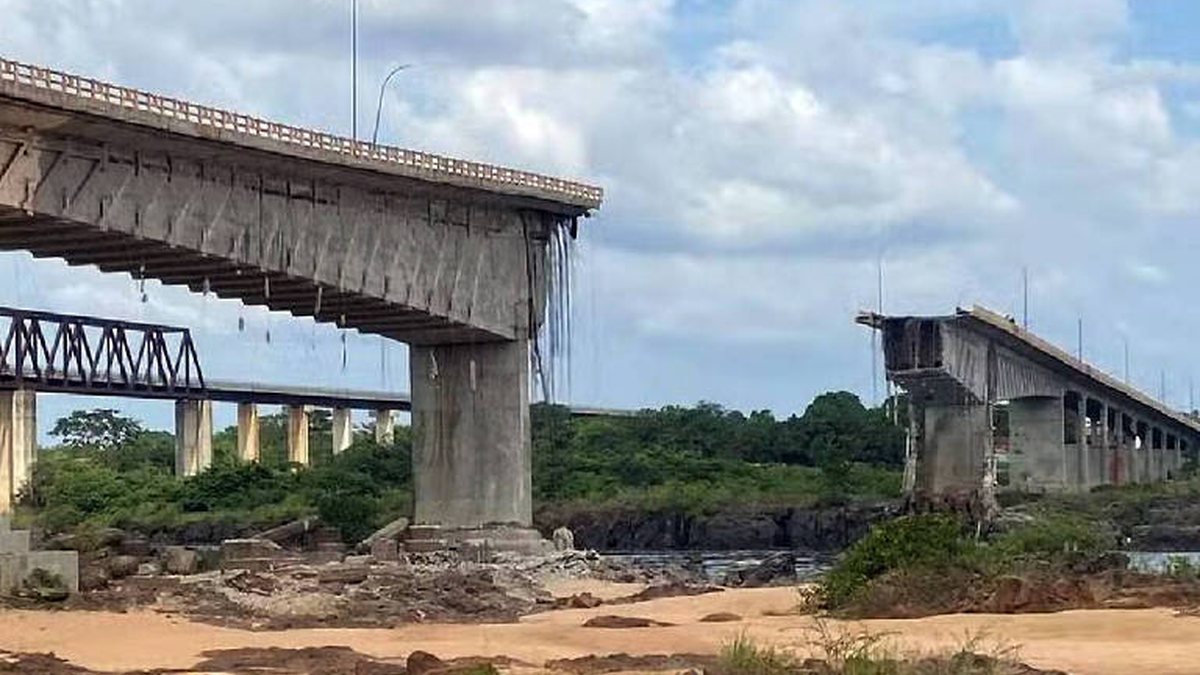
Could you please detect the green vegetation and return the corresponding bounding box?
[19,391,903,542]
[533,392,904,514]
[718,629,1032,675]
[819,511,1112,612]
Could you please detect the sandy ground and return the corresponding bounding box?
[3,583,1200,674]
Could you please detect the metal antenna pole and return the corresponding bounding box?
[1022,266,1029,329]
[1077,317,1082,361]
[1124,337,1130,384]
[372,64,413,145]
[351,0,358,142]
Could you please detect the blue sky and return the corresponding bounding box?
[5,0,1200,435]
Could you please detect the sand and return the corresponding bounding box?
[2,584,1199,674]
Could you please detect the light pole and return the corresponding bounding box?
[372,64,414,145]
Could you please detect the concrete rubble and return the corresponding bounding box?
[0,516,78,597]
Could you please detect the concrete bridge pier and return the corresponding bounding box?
[917,404,988,494]
[373,410,396,445]
[0,389,36,514]
[174,399,213,477]
[410,339,533,529]
[332,408,353,455]
[1009,396,1065,492]
[237,403,260,463]
[286,406,310,466]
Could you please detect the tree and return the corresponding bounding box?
[50,409,144,451]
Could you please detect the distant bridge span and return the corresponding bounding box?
[859,306,1200,495]
[0,57,604,531]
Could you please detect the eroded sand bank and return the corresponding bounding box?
[2,585,1199,674]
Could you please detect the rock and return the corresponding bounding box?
[699,611,742,622]
[105,555,141,579]
[615,582,723,603]
[164,546,201,575]
[95,527,125,549]
[989,576,1032,613]
[557,592,604,609]
[582,615,674,628]
[137,562,162,576]
[552,526,576,552]
[723,552,796,588]
[78,565,110,591]
[407,650,445,675]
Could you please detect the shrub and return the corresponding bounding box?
[822,514,968,608]
[718,633,797,675]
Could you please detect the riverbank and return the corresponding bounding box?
[2,584,1198,674]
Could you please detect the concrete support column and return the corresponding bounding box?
[917,404,988,494]
[236,403,260,463]
[1009,396,1066,492]
[174,399,213,477]
[0,389,35,515]
[1097,402,1110,488]
[411,340,532,528]
[332,408,353,455]
[373,409,395,445]
[285,405,310,466]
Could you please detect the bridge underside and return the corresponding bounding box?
[0,60,602,533]
[0,206,497,345]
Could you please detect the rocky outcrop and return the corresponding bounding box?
[539,501,898,552]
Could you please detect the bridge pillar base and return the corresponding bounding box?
[286,406,310,466]
[919,404,988,494]
[0,390,36,514]
[174,400,213,477]
[373,410,396,446]
[411,340,531,529]
[332,408,353,455]
[237,403,260,463]
[1009,396,1066,492]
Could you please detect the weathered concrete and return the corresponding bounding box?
[174,399,213,477]
[332,408,353,455]
[237,402,260,463]
[0,517,78,596]
[286,405,310,466]
[411,340,532,528]
[919,405,988,494]
[1008,397,1065,492]
[0,389,34,514]
[374,409,396,445]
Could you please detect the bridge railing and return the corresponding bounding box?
[0,306,204,394]
[0,57,602,208]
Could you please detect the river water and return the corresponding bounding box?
[603,550,834,582]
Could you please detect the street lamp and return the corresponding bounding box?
[372,64,414,145]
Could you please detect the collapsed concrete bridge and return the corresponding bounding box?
[0,57,602,536]
[858,306,1200,495]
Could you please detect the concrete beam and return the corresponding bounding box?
[0,390,35,515]
[174,399,213,477]
[411,340,532,528]
[332,408,353,455]
[286,405,310,466]
[236,403,260,463]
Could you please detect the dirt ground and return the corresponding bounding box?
[2,582,1200,674]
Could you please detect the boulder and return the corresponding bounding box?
[164,546,200,575]
[78,565,110,591]
[552,526,576,552]
[137,562,163,576]
[699,612,742,623]
[722,552,796,587]
[582,615,674,628]
[406,650,445,675]
[105,555,141,579]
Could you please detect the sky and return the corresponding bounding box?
[4,0,1200,434]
